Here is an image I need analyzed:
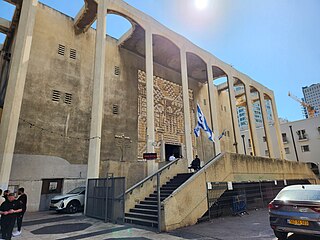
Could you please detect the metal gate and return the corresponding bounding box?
[86,176,125,223]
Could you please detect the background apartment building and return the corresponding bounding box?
[302,83,320,118]
[240,116,320,175]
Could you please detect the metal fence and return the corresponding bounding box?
[86,176,125,224]
[202,179,314,221]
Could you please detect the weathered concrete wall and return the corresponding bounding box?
[100,160,148,189]
[9,154,87,211]
[15,4,95,163]
[162,152,319,231]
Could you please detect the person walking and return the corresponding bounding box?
[0,193,22,240]
[12,188,27,237]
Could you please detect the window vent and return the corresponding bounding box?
[58,44,65,56]
[52,90,61,102]
[64,93,72,105]
[113,104,119,114]
[70,48,77,60]
[114,66,120,76]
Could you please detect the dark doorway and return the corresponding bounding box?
[165,144,181,161]
[39,178,63,211]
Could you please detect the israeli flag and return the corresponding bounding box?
[194,104,214,142]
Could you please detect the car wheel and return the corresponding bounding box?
[273,230,288,240]
[66,201,79,214]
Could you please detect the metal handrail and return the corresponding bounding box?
[162,152,224,203]
[125,157,183,195]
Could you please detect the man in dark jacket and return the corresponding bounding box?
[12,188,27,237]
[0,193,22,240]
[189,155,201,172]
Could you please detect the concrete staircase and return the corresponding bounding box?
[125,173,193,228]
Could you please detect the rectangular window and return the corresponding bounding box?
[282,133,288,143]
[114,66,120,75]
[248,139,251,148]
[265,150,269,156]
[263,136,266,142]
[52,90,61,102]
[70,48,77,60]
[285,147,290,154]
[113,104,119,114]
[58,44,65,56]
[297,129,307,140]
[64,93,72,105]
[301,145,310,152]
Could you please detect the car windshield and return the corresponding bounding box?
[276,189,320,201]
[67,187,85,194]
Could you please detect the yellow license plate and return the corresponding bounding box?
[289,219,309,226]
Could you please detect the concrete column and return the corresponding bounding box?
[145,28,156,174]
[87,0,107,179]
[0,0,38,190]
[244,85,261,156]
[207,64,221,155]
[270,94,285,159]
[259,91,275,158]
[227,75,244,154]
[180,48,193,165]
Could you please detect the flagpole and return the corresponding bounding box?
[200,129,205,163]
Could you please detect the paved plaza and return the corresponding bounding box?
[17,209,318,240]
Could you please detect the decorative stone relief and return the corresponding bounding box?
[138,70,195,159]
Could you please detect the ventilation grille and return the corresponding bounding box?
[58,44,65,56]
[113,104,119,114]
[70,49,77,60]
[64,93,72,105]
[52,90,61,102]
[114,66,120,76]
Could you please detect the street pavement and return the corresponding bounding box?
[14,209,319,240]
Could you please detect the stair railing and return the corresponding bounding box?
[125,157,182,195]
[125,157,185,232]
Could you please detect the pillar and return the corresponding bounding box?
[87,0,107,179]
[0,0,38,190]
[207,64,221,155]
[145,27,156,174]
[259,91,275,158]
[180,48,193,165]
[270,94,285,159]
[245,85,261,156]
[227,75,244,154]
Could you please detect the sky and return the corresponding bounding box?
[1,0,320,121]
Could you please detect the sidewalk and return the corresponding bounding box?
[19,211,183,240]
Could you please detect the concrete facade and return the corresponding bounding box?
[0,1,286,211]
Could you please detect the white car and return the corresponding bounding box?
[50,186,85,213]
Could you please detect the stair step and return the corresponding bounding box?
[135,204,158,210]
[150,193,171,198]
[125,212,158,221]
[156,189,174,193]
[125,217,158,228]
[160,187,176,191]
[130,208,158,215]
[145,197,166,201]
[139,200,158,205]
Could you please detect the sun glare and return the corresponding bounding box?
[194,0,208,10]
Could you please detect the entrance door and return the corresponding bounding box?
[39,178,63,211]
[165,144,181,161]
